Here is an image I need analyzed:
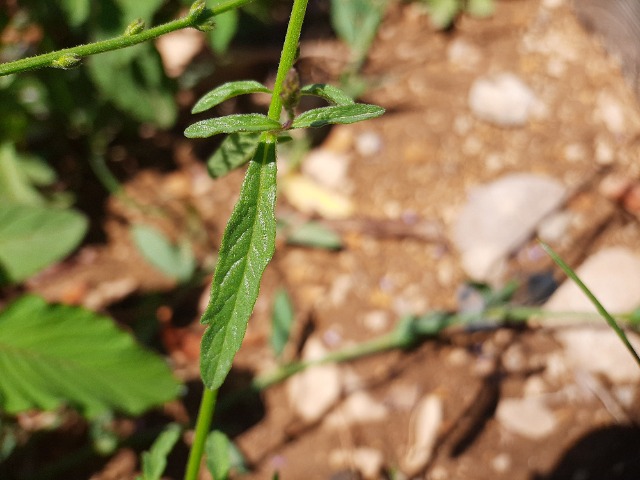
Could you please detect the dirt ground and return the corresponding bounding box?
[18,0,640,479]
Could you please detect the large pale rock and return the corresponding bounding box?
[468,73,539,127]
[453,173,567,281]
[496,397,557,439]
[545,247,640,383]
[286,337,342,422]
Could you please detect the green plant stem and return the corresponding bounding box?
[0,0,254,77]
[267,0,309,123]
[184,388,218,480]
[185,2,309,479]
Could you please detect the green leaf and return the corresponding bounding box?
[270,289,294,358]
[0,144,50,207]
[138,424,182,480]
[0,295,181,417]
[131,224,196,282]
[300,84,355,106]
[330,0,388,65]
[0,204,87,284]
[205,430,248,480]
[291,104,384,129]
[425,0,462,29]
[207,9,239,54]
[207,132,261,179]
[200,141,277,389]
[466,0,494,17]
[59,0,91,27]
[285,222,342,250]
[192,81,272,114]
[185,114,281,139]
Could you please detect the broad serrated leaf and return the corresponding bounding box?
[270,289,294,358]
[207,132,261,179]
[185,114,281,139]
[200,141,277,389]
[131,224,196,282]
[192,81,271,114]
[291,104,384,129]
[300,84,355,106]
[205,430,248,480]
[0,296,181,417]
[138,423,182,480]
[0,204,87,284]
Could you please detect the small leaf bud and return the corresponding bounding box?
[189,0,206,18]
[124,18,145,36]
[51,54,82,70]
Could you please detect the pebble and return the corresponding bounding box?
[362,310,389,332]
[302,149,351,191]
[447,39,483,69]
[496,397,557,439]
[355,131,383,157]
[155,29,204,78]
[595,91,627,135]
[402,394,443,476]
[325,391,388,428]
[555,328,640,383]
[286,337,342,422]
[468,73,539,127]
[329,448,384,479]
[452,173,567,281]
[537,210,572,244]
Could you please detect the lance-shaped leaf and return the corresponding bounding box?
[300,83,355,106]
[192,80,272,114]
[291,104,384,129]
[200,140,277,389]
[185,114,281,139]
[0,296,181,417]
[207,132,261,179]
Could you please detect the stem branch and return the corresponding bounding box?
[0,0,255,77]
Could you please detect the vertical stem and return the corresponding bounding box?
[184,388,218,480]
[267,0,309,122]
[185,1,309,479]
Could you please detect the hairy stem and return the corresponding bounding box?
[0,0,255,77]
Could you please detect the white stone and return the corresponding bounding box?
[302,149,351,191]
[496,397,557,439]
[595,91,626,135]
[286,337,342,422]
[325,391,388,427]
[355,131,383,157]
[453,173,567,281]
[555,328,640,383]
[402,394,443,476]
[329,448,384,479]
[447,39,483,69]
[537,210,572,244]
[468,73,539,127]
